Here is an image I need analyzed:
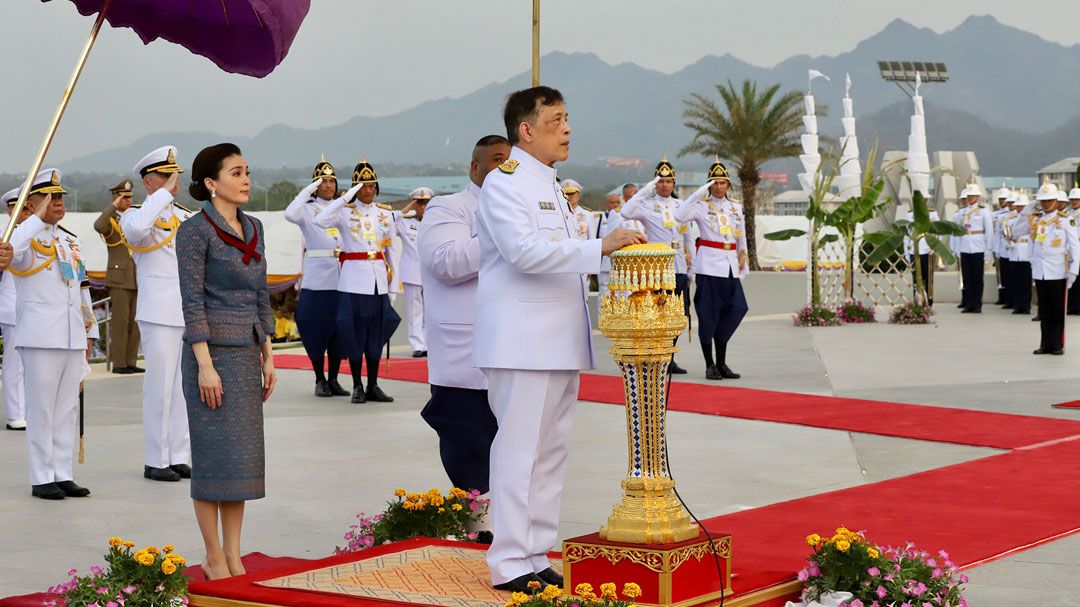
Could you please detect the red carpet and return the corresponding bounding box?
[1052,400,1080,409]
[275,354,1080,449]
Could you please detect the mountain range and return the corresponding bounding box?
[60,15,1080,178]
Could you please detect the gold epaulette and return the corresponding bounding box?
[498,160,519,174]
[729,198,741,205]
[376,203,392,211]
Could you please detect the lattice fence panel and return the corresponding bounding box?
[810,236,913,307]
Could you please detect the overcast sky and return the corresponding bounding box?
[1,0,1076,172]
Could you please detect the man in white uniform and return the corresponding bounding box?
[596,184,643,294]
[952,186,993,313]
[121,146,192,482]
[475,86,644,591]
[1067,186,1080,316]
[1013,182,1079,354]
[10,170,98,499]
[418,135,510,538]
[1,188,26,430]
[396,187,432,357]
[284,158,349,398]
[1005,193,1034,315]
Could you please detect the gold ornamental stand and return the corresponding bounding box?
[562,244,732,607]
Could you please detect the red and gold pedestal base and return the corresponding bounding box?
[562,530,732,607]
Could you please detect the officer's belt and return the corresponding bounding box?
[967,230,985,235]
[696,238,738,251]
[304,249,337,259]
[339,251,385,264]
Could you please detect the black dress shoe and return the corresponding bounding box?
[55,480,91,497]
[956,303,965,309]
[129,365,146,373]
[328,379,349,396]
[112,366,135,375]
[412,350,425,358]
[144,466,181,482]
[705,365,723,381]
[535,567,564,587]
[719,364,741,379]
[420,351,427,357]
[668,361,688,374]
[476,531,494,545]
[1033,316,1041,322]
[351,387,367,404]
[1034,348,1065,355]
[170,464,192,479]
[1013,309,1030,315]
[960,308,974,314]
[314,379,333,397]
[32,483,65,500]
[366,385,394,402]
[1003,304,1014,309]
[493,572,545,592]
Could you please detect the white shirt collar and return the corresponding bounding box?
[510,146,557,182]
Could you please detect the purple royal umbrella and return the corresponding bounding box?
[5,0,311,241]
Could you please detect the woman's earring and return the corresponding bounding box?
[211,190,216,198]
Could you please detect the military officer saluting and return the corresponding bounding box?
[952,185,993,313]
[121,145,192,482]
[1013,182,1079,354]
[93,179,143,374]
[675,159,749,380]
[396,187,432,358]
[620,157,694,374]
[285,157,349,397]
[1,188,26,430]
[10,170,99,499]
[315,158,401,404]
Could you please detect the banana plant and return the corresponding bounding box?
[862,189,966,306]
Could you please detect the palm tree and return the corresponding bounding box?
[681,80,806,270]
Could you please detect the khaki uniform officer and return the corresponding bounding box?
[121,145,192,482]
[93,179,142,374]
[10,169,99,499]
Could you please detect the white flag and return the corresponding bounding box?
[808,69,830,93]
[845,73,852,98]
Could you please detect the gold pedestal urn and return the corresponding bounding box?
[598,244,698,544]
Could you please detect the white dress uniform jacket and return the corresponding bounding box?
[315,198,401,295]
[10,217,99,349]
[1012,210,1080,280]
[395,214,423,286]
[951,204,995,255]
[475,147,602,371]
[1006,212,1033,263]
[119,189,191,327]
[417,183,486,390]
[620,191,694,274]
[569,206,593,241]
[674,192,748,279]
[284,193,343,291]
[0,232,24,425]
[991,208,1010,258]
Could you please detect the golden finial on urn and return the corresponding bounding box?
[598,243,698,544]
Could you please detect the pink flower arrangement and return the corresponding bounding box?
[794,304,842,327]
[335,487,490,554]
[836,299,876,324]
[888,301,935,325]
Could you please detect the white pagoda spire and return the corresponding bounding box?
[904,72,931,196]
[835,73,862,199]
[797,69,829,195]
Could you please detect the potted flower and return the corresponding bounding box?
[336,487,490,554]
[48,537,189,607]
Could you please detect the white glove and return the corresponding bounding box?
[1069,273,1076,289]
[691,181,712,202]
[341,182,364,202]
[643,176,660,194]
[299,179,321,199]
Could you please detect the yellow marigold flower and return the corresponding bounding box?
[540,585,563,600]
[431,496,445,507]
[623,583,642,599]
[451,503,463,512]
[415,499,427,510]
[600,582,617,599]
[867,547,880,559]
[137,553,155,566]
[835,539,851,552]
[161,560,177,575]
[123,541,135,548]
[167,553,186,565]
[509,591,529,605]
[527,580,542,590]
[407,493,421,502]
[394,488,406,497]
[402,501,415,511]
[575,583,596,599]
[427,488,442,498]
[108,537,124,547]
[806,533,822,547]
[450,488,468,499]
[162,544,174,553]
[145,546,160,555]
[438,508,445,513]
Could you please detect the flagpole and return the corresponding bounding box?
[531,0,540,86]
[4,0,112,242]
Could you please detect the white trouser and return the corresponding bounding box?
[138,322,190,468]
[21,348,83,485]
[483,368,578,584]
[1,323,25,423]
[404,282,426,351]
[598,272,610,295]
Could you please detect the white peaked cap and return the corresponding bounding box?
[409,187,434,200]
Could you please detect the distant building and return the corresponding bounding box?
[598,156,647,169]
[981,176,1038,192]
[1037,157,1080,188]
[770,190,841,216]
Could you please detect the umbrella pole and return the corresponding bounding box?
[3,0,112,242]
[531,0,540,86]
[78,381,86,464]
